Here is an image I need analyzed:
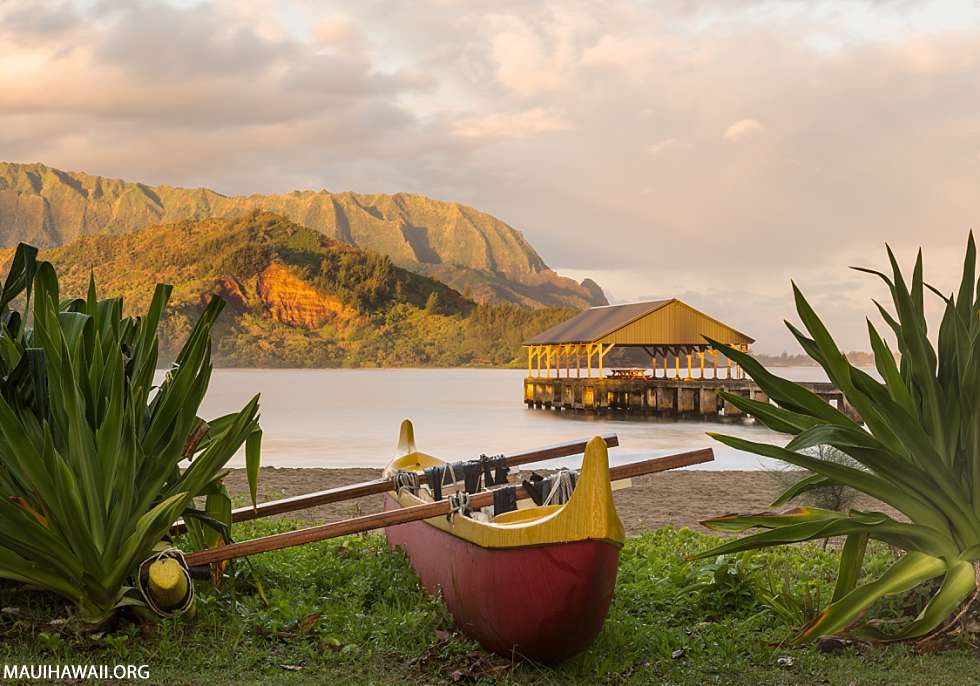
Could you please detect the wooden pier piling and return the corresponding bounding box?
[522,375,861,423]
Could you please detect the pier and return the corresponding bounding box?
[523,375,856,421]
[522,299,859,422]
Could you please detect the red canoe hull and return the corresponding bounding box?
[384,494,620,664]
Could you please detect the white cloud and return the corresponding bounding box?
[485,9,598,97]
[2,0,980,350]
[723,118,765,142]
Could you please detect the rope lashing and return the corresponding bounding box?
[542,469,577,506]
[445,461,459,493]
[522,469,579,506]
[393,470,419,495]
[138,548,195,618]
[447,491,470,521]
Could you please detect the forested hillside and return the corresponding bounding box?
[8,212,576,367]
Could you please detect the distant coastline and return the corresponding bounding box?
[754,351,875,367]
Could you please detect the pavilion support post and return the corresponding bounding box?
[674,349,680,379]
[712,350,718,379]
[598,342,614,378]
[699,351,705,378]
[587,344,593,378]
[727,347,733,379]
[663,353,668,378]
[527,347,533,377]
[576,344,581,378]
[685,351,692,380]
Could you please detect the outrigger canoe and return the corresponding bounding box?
[383,421,625,663]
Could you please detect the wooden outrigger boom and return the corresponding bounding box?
[173,433,621,534]
[183,447,712,566]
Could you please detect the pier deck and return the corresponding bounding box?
[523,375,859,422]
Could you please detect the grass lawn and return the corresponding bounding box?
[0,522,978,685]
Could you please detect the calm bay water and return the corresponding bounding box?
[194,367,843,471]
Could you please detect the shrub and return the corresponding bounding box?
[698,234,980,643]
[0,244,261,624]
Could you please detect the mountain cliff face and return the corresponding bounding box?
[8,212,577,367]
[0,162,607,309]
[579,278,607,306]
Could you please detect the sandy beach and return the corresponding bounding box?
[223,467,894,534]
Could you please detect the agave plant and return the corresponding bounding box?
[0,244,260,624]
[697,234,980,643]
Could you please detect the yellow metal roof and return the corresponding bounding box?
[524,299,754,347]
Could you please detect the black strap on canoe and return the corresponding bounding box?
[447,461,466,482]
[521,471,579,506]
[463,461,483,494]
[421,454,511,501]
[480,454,495,486]
[522,473,548,506]
[493,485,518,516]
[494,459,510,487]
[478,453,509,487]
[424,465,444,501]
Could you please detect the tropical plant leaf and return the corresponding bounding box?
[0,250,261,623]
[704,235,980,642]
[797,552,946,641]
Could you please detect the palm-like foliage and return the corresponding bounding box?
[698,234,980,642]
[0,244,260,624]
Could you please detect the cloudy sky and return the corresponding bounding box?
[2,0,979,352]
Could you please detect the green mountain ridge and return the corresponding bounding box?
[5,212,577,367]
[0,161,606,309]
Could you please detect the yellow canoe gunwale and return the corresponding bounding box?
[383,431,625,550]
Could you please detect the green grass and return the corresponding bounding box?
[0,523,978,685]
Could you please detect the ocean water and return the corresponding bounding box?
[192,367,845,471]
